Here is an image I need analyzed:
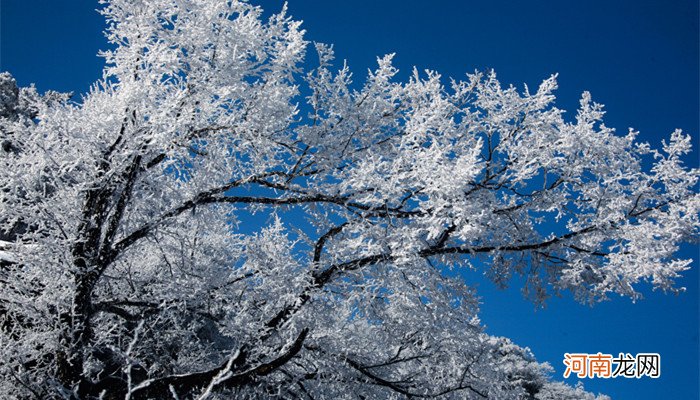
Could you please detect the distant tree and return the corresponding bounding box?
[1,1,696,399]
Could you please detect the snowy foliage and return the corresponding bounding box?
[1,1,697,398]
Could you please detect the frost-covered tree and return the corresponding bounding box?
[1,1,697,399]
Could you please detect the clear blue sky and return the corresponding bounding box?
[1,1,698,398]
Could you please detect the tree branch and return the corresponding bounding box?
[129,328,309,399]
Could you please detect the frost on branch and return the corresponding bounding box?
[0,0,696,398]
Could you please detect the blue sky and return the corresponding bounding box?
[2,1,698,398]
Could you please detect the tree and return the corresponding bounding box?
[0,1,697,398]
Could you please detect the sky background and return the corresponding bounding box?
[1,1,698,398]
